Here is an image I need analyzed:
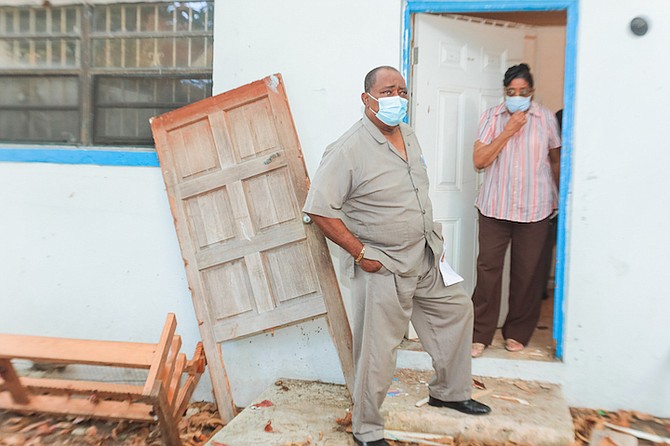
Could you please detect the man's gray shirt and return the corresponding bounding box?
[303,115,443,277]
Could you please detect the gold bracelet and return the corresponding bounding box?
[354,245,366,263]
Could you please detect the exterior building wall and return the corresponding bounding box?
[564,0,670,415]
[1,0,668,415]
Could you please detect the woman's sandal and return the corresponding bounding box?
[504,338,525,352]
[471,342,486,358]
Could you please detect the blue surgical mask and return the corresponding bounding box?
[505,95,531,113]
[367,93,408,126]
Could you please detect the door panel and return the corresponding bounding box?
[151,74,353,422]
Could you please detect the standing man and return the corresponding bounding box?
[303,66,490,446]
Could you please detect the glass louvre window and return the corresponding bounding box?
[0,75,80,143]
[0,2,213,147]
[0,6,81,143]
[94,76,211,144]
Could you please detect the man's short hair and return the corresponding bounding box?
[364,66,400,92]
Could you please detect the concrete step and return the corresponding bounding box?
[206,369,575,446]
[383,369,574,445]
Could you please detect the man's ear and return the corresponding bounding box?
[361,92,368,106]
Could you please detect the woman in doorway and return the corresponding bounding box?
[470,63,561,357]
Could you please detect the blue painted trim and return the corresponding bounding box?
[553,1,578,360]
[402,0,578,359]
[406,0,573,11]
[0,148,159,167]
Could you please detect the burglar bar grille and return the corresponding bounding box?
[0,2,213,146]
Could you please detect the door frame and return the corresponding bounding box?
[401,0,578,359]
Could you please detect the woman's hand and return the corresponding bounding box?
[504,111,527,135]
[474,111,528,169]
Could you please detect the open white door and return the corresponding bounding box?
[410,14,536,336]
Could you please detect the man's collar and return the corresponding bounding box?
[362,113,413,143]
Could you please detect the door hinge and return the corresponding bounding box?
[411,46,419,65]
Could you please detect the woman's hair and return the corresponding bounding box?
[503,63,534,88]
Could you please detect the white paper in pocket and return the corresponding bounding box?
[439,246,464,286]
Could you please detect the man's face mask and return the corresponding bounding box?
[367,93,408,126]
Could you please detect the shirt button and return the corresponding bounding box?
[421,209,426,214]
[415,188,419,192]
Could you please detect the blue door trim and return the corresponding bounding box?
[402,0,578,359]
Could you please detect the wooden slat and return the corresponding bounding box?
[0,392,154,421]
[195,220,306,270]
[159,335,182,391]
[212,294,327,341]
[0,335,156,368]
[167,353,186,408]
[174,342,206,421]
[172,375,193,421]
[184,342,206,375]
[19,377,144,399]
[0,359,29,404]
[142,314,177,396]
[149,380,182,446]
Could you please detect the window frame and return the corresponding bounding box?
[0,1,213,148]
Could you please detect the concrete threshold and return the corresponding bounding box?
[398,349,566,384]
[206,369,574,446]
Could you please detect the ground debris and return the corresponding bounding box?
[570,408,670,446]
[0,401,221,446]
[3,404,668,446]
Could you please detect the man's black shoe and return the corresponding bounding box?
[353,436,389,446]
[428,396,491,415]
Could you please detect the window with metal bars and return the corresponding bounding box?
[0,2,213,147]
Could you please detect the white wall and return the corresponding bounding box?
[564,0,670,415]
[0,162,213,400]
[0,163,190,340]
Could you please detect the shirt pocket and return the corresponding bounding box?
[359,221,409,249]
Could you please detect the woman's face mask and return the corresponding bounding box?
[505,95,531,113]
[367,93,408,126]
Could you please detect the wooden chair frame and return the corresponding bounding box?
[0,313,206,446]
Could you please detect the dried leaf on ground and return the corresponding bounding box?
[472,378,486,390]
[335,411,352,426]
[513,381,532,393]
[597,437,618,446]
[184,411,224,429]
[275,380,290,391]
[18,422,49,434]
[610,410,632,428]
[250,399,274,408]
[283,434,313,445]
